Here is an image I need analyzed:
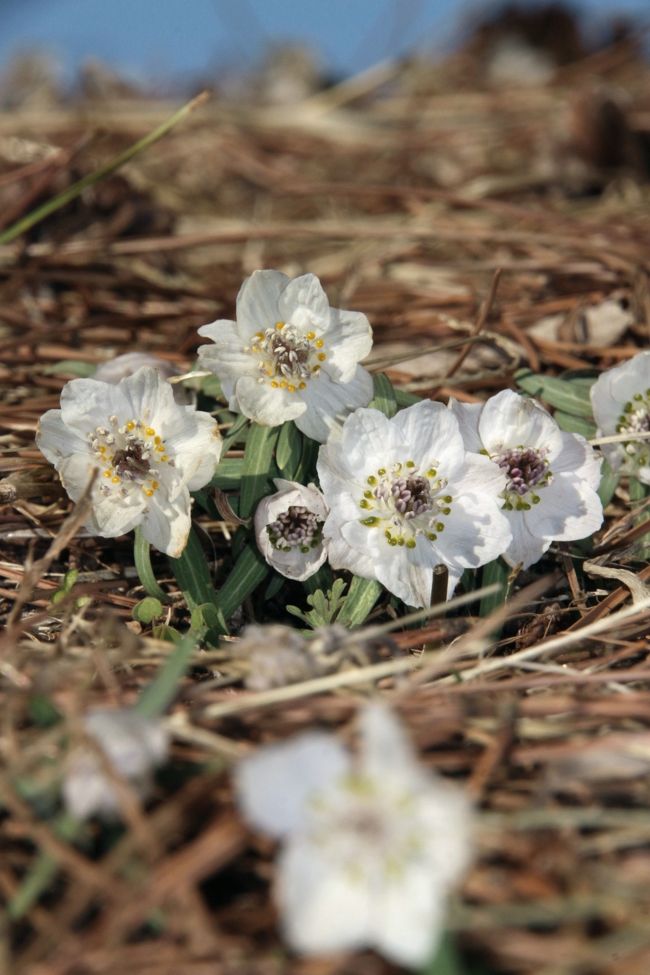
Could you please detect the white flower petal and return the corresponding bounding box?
[36,411,88,467]
[297,366,373,442]
[502,510,551,569]
[142,488,192,557]
[235,732,350,838]
[59,377,129,436]
[280,272,330,327]
[254,480,328,581]
[479,388,562,458]
[373,870,446,968]
[392,400,466,477]
[235,375,306,426]
[324,307,373,383]
[359,703,422,784]
[165,410,222,491]
[433,492,512,582]
[278,838,373,956]
[447,399,484,453]
[197,319,257,383]
[526,473,603,542]
[236,269,288,337]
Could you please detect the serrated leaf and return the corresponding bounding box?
[515,369,595,418]
[134,527,169,601]
[276,420,303,476]
[369,372,398,418]
[240,423,280,519]
[132,596,164,624]
[336,575,382,627]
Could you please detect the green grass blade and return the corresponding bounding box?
[135,632,199,719]
[276,421,303,477]
[134,527,169,602]
[168,528,227,635]
[515,370,594,418]
[369,372,398,418]
[8,813,80,920]
[215,541,270,621]
[0,91,209,246]
[479,558,510,619]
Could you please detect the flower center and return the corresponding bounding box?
[247,321,327,393]
[496,446,551,510]
[88,416,172,500]
[357,459,452,547]
[616,390,650,465]
[267,504,323,553]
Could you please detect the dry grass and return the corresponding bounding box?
[2,33,650,975]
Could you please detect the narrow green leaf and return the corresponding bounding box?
[240,424,280,519]
[479,559,510,619]
[42,360,97,377]
[394,388,422,408]
[598,458,619,508]
[208,456,245,492]
[135,632,199,719]
[629,477,648,502]
[169,528,227,636]
[337,575,382,627]
[215,542,270,621]
[276,421,303,476]
[553,410,596,437]
[423,932,468,975]
[369,372,398,418]
[134,527,169,602]
[292,433,319,485]
[515,369,594,418]
[0,91,209,245]
[8,813,80,919]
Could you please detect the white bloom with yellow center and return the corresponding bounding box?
[254,478,328,580]
[316,400,511,606]
[450,388,603,569]
[197,269,373,442]
[36,367,222,556]
[235,703,472,969]
[590,351,650,484]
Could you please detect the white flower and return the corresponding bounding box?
[197,269,373,442]
[36,366,222,556]
[235,703,472,969]
[95,351,194,405]
[316,400,512,607]
[254,478,328,580]
[63,709,168,820]
[450,389,603,569]
[590,351,650,484]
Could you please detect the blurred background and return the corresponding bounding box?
[0,0,649,101]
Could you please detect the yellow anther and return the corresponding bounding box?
[143,488,154,497]
[160,454,169,462]
[299,381,306,390]
[151,480,159,490]
[279,380,287,389]
[126,420,135,431]
[317,352,327,362]
[271,380,279,388]
[287,384,296,393]
[145,426,155,437]
[315,338,324,349]
[102,470,111,478]
[255,331,264,340]
[275,321,285,330]
[306,330,316,341]
[154,436,161,445]
[111,476,120,484]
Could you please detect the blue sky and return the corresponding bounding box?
[0,0,648,87]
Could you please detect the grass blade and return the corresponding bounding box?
[133,527,169,602]
[239,423,280,519]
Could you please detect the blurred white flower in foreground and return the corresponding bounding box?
[36,367,222,556]
[235,703,472,968]
[95,351,193,405]
[197,269,373,442]
[254,478,328,580]
[450,389,603,569]
[316,400,511,606]
[64,709,168,820]
[591,351,650,484]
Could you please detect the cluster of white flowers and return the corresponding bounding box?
[235,702,472,968]
[38,268,649,602]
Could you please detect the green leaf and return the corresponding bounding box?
[337,575,382,627]
[515,369,594,418]
[28,694,61,727]
[51,568,79,604]
[240,423,280,519]
[394,388,422,408]
[215,541,270,621]
[8,813,81,919]
[208,456,245,492]
[169,528,227,637]
[42,360,97,378]
[629,477,648,502]
[553,410,596,437]
[292,433,319,486]
[134,527,169,601]
[287,577,348,628]
[423,932,468,975]
[132,596,164,624]
[276,421,303,477]
[598,458,619,508]
[369,372,398,418]
[479,559,510,620]
[135,632,200,719]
